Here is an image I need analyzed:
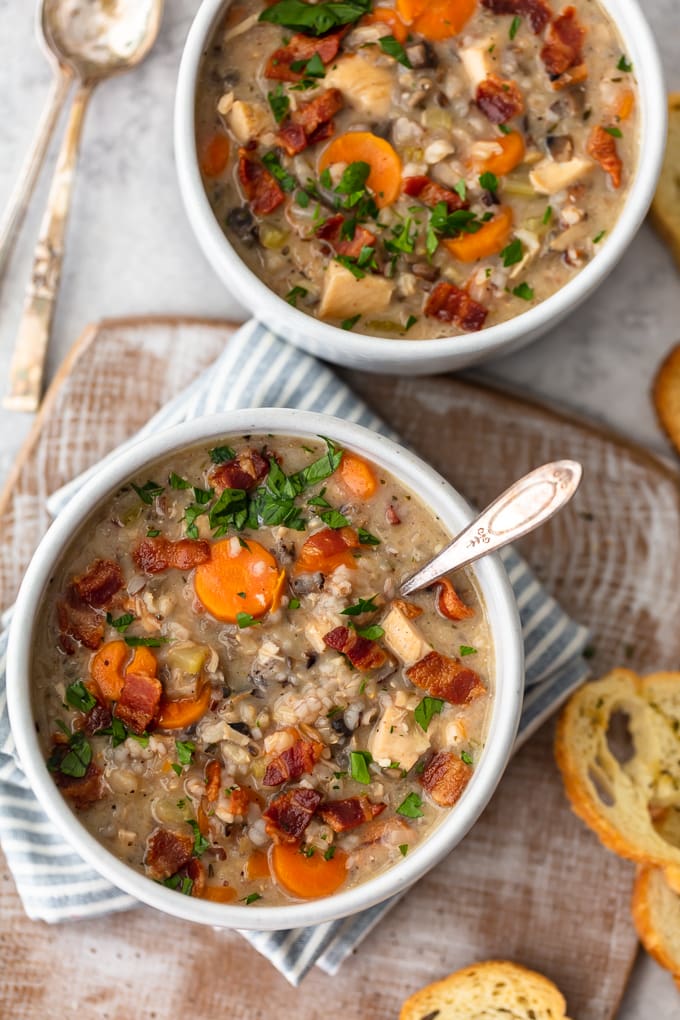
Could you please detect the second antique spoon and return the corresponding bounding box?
[400,460,583,596]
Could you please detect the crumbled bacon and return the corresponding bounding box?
[385,504,401,525]
[294,526,359,576]
[587,125,622,188]
[263,787,322,842]
[406,651,485,705]
[324,625,388,671]
[420,751,473,807]
[476,74,524,124]
[265,30,345,82]
[209,448,269,492]
[263,737,324,787]
[204,759,222,802]
[144,827,194,881]
[391,598,423,620]
[186,857,206,897]
[277,89,344,156]
[133,537,211,574]
[481,0,552,33]
[402,176,469,212]
[424,282,488,332]
[57,588,105,653]
[432,578,475,621]
[238,149,285,216]
[316,214,376,259]
[53,760,104,810]
[225,786,254,816]
[319,797,386,833]
[72,559,123,608]
[276,122,308,157]
[114,671,162,734]
[540,6,585,77]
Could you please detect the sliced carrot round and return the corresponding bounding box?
[90,640,128,702]
[272,842,348,899]
[398,0,476,39]
[319,132,402,208]
[338,451,378,500]
[247,850,271,880]
[157,683,212,730]
[200,133,230,177]
[294,527,359,576]
[127,645,158,677]
[200,885,237,903]
[472,132,525,176]
[194,538,280,623]
[362,6,408,42]
[444,206,513,262]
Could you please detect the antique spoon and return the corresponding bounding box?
[400,460,582,596]
[4,0,164,413]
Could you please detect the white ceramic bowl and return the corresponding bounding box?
[7,408,523,930]
[175,0,666,376]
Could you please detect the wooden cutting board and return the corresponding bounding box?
[6,315,679,1020]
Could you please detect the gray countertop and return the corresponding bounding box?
[1,0,679,1012]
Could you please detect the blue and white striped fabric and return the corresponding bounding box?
[0,319,590,983]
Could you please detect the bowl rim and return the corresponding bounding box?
[174,0,666,367]
[6,408,523,930]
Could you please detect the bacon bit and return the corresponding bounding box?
[209,448,269,492]
[587,125,622,188]
[263,737,324,786]
[225,786,254,816]
[72,559,123,608]
[238,148,285,217]
[319,797,386,832]
[386,504,401,525]
[540,6,585,79]
[424,282,488,332]
[197,800,211,837]
[53,761,104,810]
[57,589,105,653]
[316,214,377,259]
[187,857,206,898]
[402,176,468,212]
[481,0,552,33]
[324,625,388,671]
[114,672,162,734]
[276,122,308,157]
[359,815,411,846]
[476,74,524,124]
[144,827,194,881]
[263,787,322,843]
[277,89,344,156]
[265,29,345,82]
[432,578,474,620]
[420,750,473,806]
[294,526,359,576]
[133,537,211,574]
[406,651,485,705]
[204,759,222,802]
[391,598,423,620]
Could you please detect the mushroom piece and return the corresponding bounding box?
[546,135,574,163]
[226,206,258,245]
[405,41,438,69]
[529,156,594,195]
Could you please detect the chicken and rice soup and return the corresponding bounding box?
[35,435,493,904]
[196,0,638,339]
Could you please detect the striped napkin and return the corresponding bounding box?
[0,319,590,985]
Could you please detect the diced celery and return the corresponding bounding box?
[422,107,453,132]
[166,642,208,674]
[503,177,536,198]
[260,226,288,250]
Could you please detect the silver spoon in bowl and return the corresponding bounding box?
[400,460,583,596]
[4,0,164,413]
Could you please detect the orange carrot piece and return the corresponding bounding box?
[127,645,158,677]
[272,842,348,899]
[200,134,230,177]
[398,0,476,40]
[157,683,212,730]
[89,640,128,702]
[293,527,359,576]
[247,850,271,880]
[444,206,513,262]
[472,132,525,176]
[201,885,237,903]
[269,569,288,613]
[197,800,211,837]
[617,89,635,121]
[338,451,378,500]
[319,131,402,208]
[362,6,408,41]
[194,538,281,623]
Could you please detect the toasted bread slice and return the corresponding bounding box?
[650,93,680,270]
[399,960,572,1020]
[653,342,680,458]
[632,866,680,989]
[555,669,680,871]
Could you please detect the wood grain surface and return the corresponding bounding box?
[5,316,678,1020]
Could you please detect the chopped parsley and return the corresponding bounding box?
[146,528,161,538]
[319,507,352,528]
[604,125,623,138]
[399,844,409,857]
[131,480,164,505]
[414,696,444,732]
[461,750,473,766]
[396,792,424,818]
[378,34,412,68]
[385,217,417,256]
[354,624,384,641]
[324,846,336,861]
[512,282,534,301]
[236,612,262,629]
[259,0,371,35]
[175,739,195,768]
[453,179,467,201]
[357,527,380,546]
[509,14,521,39]
[498,123,512,135]
[47,729,92,779]
[163,874,193,896]
[479,171,499,193]
[65,681,97,714]
[617,54,633,72]
[262,151,296,191]
[286,285,308,307]
[404,315,417,332]
[593,230,606,244]
[209,445,236,464]
[99,717,128,748]
[542,205,553,225]
[500,237,523,267]
[289,597,301,610]
[124,635,167,647]
[169,472,191,490]
[303,52,326,77]
[208,486,249,535]
[459,645,477,657]
[106,611,135,633]
[242,892,262,904]
[341,314,361,331]
[342,596,379,617]
[349,749,373,784]
[187,819,210,856]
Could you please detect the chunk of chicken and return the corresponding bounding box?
[368,702,430,771]
[227,100,270,143]
[529,157,594,195]
[381,604,432,666]
[324,55,394,118]
[319,262,393,320]
[459,40,495,92]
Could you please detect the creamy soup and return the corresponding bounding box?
[196,0,638,339]
[35,436,493,905]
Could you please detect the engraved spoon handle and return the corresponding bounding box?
[4,82,94,413]
[400,460,583,596]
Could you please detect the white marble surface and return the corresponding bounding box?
[1,0,679,1013]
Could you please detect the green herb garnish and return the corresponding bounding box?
[461,750,473,766]
[459,645,477,657]
[604,125,623,138]
[131,480,164,505]
[593,230,606,243]
[414,696,444,732]
[286,285,308,307]
[65,681,97,714]
[236,612,262,629]
[512,282,534,301]
[509,14,521,39]
[242,892,262,904]
[124,635,167,647]
[617,54,633,72]
[404,315,417,332]
[357,527,380,546]
[342,596,379,617]
[324,846,336,861]
[396,792,424,818]
[209,445,236,464]
[500,237,523,267]
[341,314,361,331]
[479,171,499,193]
[175,739,195,768]
[187,819,210,856]
[268,83,290,123]
[378,34,411,68]
[399,843,409,857]
[354,624,384,641]
[262,151,296,191]
[259,0,371,35]
[350,749,373,784]
[169,472,191,490]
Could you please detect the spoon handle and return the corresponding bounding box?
[400,460,583,596]
[0,69,73,280]
[4,82,94,413]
